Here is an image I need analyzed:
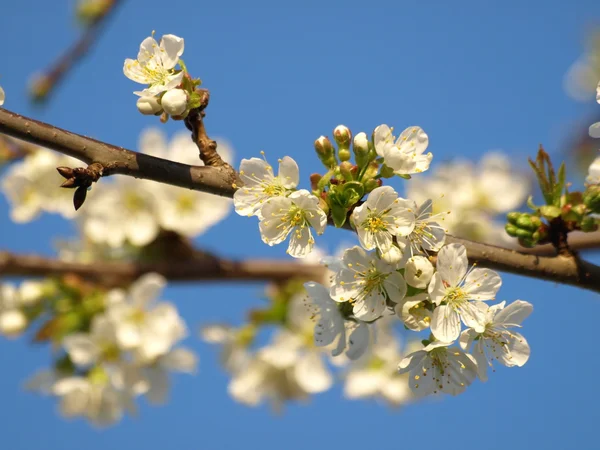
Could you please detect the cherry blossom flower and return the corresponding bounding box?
[329,246,406,321]
[1,147,83,222]
[398,341,478,397]
[395,293,432,332]
[351,186,415,262]
[344,327,413,406]
[259,189,327,258]
[395,199,446,262]
[234,154,299,217]
[428,244,502,343]
[374,124,432,175]
[0,85,5,105]
[103,274,187,361]
[123,33,185,96]
[460,300,532,381]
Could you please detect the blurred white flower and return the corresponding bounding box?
[201,324,252,373]
[587,155,600,184]
[2,147,82,222]
[344,329,412,406]
[0,85,5,105]
[407,152,529,244]
[0,280,45,337]
[104,273,187,361]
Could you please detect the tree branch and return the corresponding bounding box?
[0,107,599,293]
[0,250,324,287]
[29,0,123,103]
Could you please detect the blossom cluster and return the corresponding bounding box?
[22,274,196,426]
[1,129,234,249]
[224,122,533,402]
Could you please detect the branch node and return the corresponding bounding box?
[56,161,104,210]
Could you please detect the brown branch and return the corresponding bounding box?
[0,250,325,287]
[0,107,599,293]
[29,0,123,103]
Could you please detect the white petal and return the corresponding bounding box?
[287,226,313,258]
[431,305,460,343]
[346,323,369,360]
[159,34,184,69]
[294,352,332,393]
[278,156,299,188]
[464,268,502,301]
[436,244,468,287]
[397,350,426,374]
[494,300,533,326]
[161,347,198,373]
[589,122,600,138]
[63,334,99,366]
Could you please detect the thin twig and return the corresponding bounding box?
[29,0,123,103]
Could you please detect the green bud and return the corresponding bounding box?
[505,224,519,237]
[515,228,533,239]
[364,178,382,193]
[507,212,521,225]
[339,162,354,181]
[314,136,336,168]
[516,215,536,231]
[580,216,598,232]
[584,185,600,213]
[339,148,352,162]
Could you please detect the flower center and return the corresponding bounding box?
[444,287,468,308]
[263,183,286,197]
[363,215,387,233]
[287,206,307,227]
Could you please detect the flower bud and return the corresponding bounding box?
[310,173,322,191]
[363,178,382,193]
[339,161,354,181]
[314,136,336,167]
[333,125,352,148]
[580,216,598,232]
[584,185,600,213]
[161,89,188,116]
[0,310,27,336]
[380,164,395,179]
[353,132,370,166]
[405,256,434,289]
[136,96,163,115]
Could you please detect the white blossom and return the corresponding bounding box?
[161,88,188,116]
[104,273,187,361]
[329,246,406,321]
[51,372,135,427]
[63,316,120,367]
[201,324,252,373]
[428,244,502,343]
[589,122,600,139]
[138,129,234,237]
[395,199,447,262]
[79,177,162,247]
[395,293,432,332]
[234,154,299,217]
[398,341,478,397]
[460,300,532,381]
[404,255,434,289]
[374,124,432,175]
[0,85,5,105]
[1,147,82,222]
[344,329,413,406]
[351,186,415,262]
[0,284,27,336]
[259,189,327,258]
[587,155,600,185]
[123,34,185,96]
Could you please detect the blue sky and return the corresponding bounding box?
[1,1,600,449]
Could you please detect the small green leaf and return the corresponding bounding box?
[330,203,348,228]
[539,205,561,219]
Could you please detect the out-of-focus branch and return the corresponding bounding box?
[29,0,123,103]
[0,250,325,287]
[0,107,599,293]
